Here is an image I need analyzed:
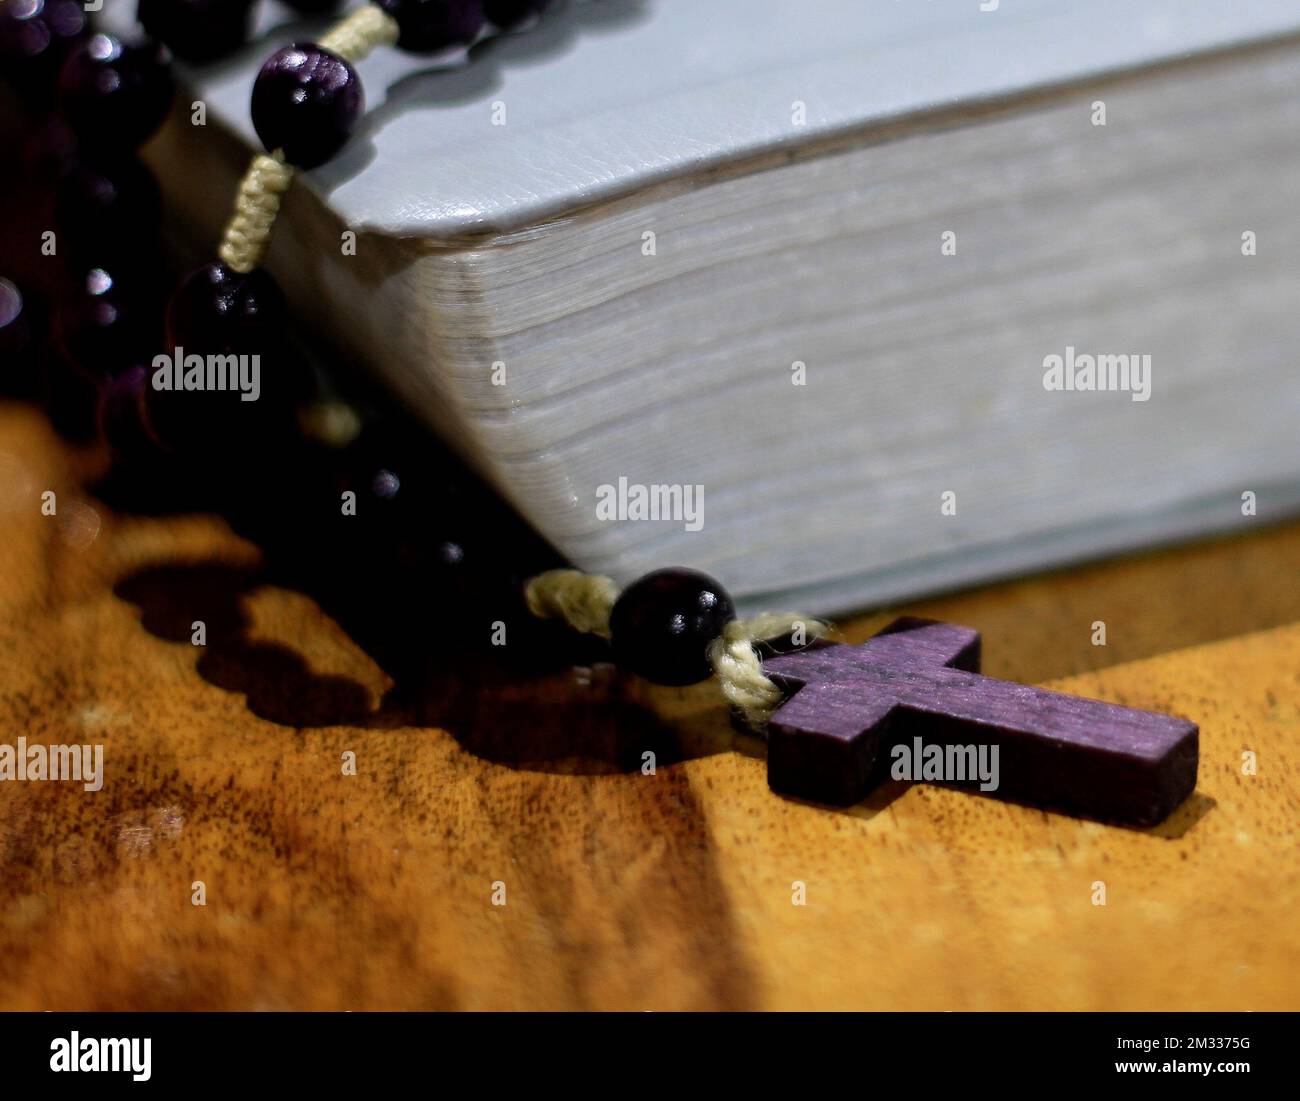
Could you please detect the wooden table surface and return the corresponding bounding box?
[1,401,1297,1011]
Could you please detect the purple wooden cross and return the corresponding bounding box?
[762,617,1198,825]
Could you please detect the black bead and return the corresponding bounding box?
[99,364,162,465]
[250,43,362,168]
[146,262,306,452]
[41,363,101,440]
[0,0,89,107]
[39,330,103,441]
[164,261,286,354]
[609,568,735,686]
[21,116,79,185]
[54,266,158,381]
[375,0,485,54]
[0,276,38,398]
[137,0,256,64]
[57,33,175,150]
[484,0,552,28]
[54,156,162,270]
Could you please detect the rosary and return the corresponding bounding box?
[0,0,1199,827]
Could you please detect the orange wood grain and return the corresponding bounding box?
[0,403,1297,1010]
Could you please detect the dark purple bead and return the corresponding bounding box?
[329,445,449,550]
[137,0,256,64]
[375,0,485,54]
[308,425,493,589]
[99,364,162,464]
[0,277,38,397]
[57,33,175,150]
[484,0,552,28]
[164,261,285,355]
[250,43,362,168]
[0,0,89,106]
[0,277,29,344]
[41,354,102,440]
[54,156,162,269]
[54,266,158,381]
[609,568,735,686]
[21,115,79,185]
[147,261,306,452]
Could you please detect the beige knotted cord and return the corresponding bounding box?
[216,5,401,273]
[298,398,364,448]
[525,569,619,640]
[319,4,401,61]
[217,152,295,273]
[707,613,828,728]
[523,569,829,730]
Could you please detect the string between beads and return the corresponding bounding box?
[523,569,828,730]
[319,5,401,62]
[218,152,294,273]
[524,569,619,640]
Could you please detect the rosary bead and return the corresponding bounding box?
[54,156,162,270]
[21,116,79,185]
[137,0,256,64]
[0,277,28,344]
[99,364,162,465]
[483,0,552,28]
[0,277,38,398]
[54,266,157,381]
[57,33,175,150]
[40,312,104,442]
[147,262,305,452]
[251,43,362,168]
[0,0,88,106]
[609,568,735,686]
[374,0,485,54]
[163,261,286,356]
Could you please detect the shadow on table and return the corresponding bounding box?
[112,556,737,778]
